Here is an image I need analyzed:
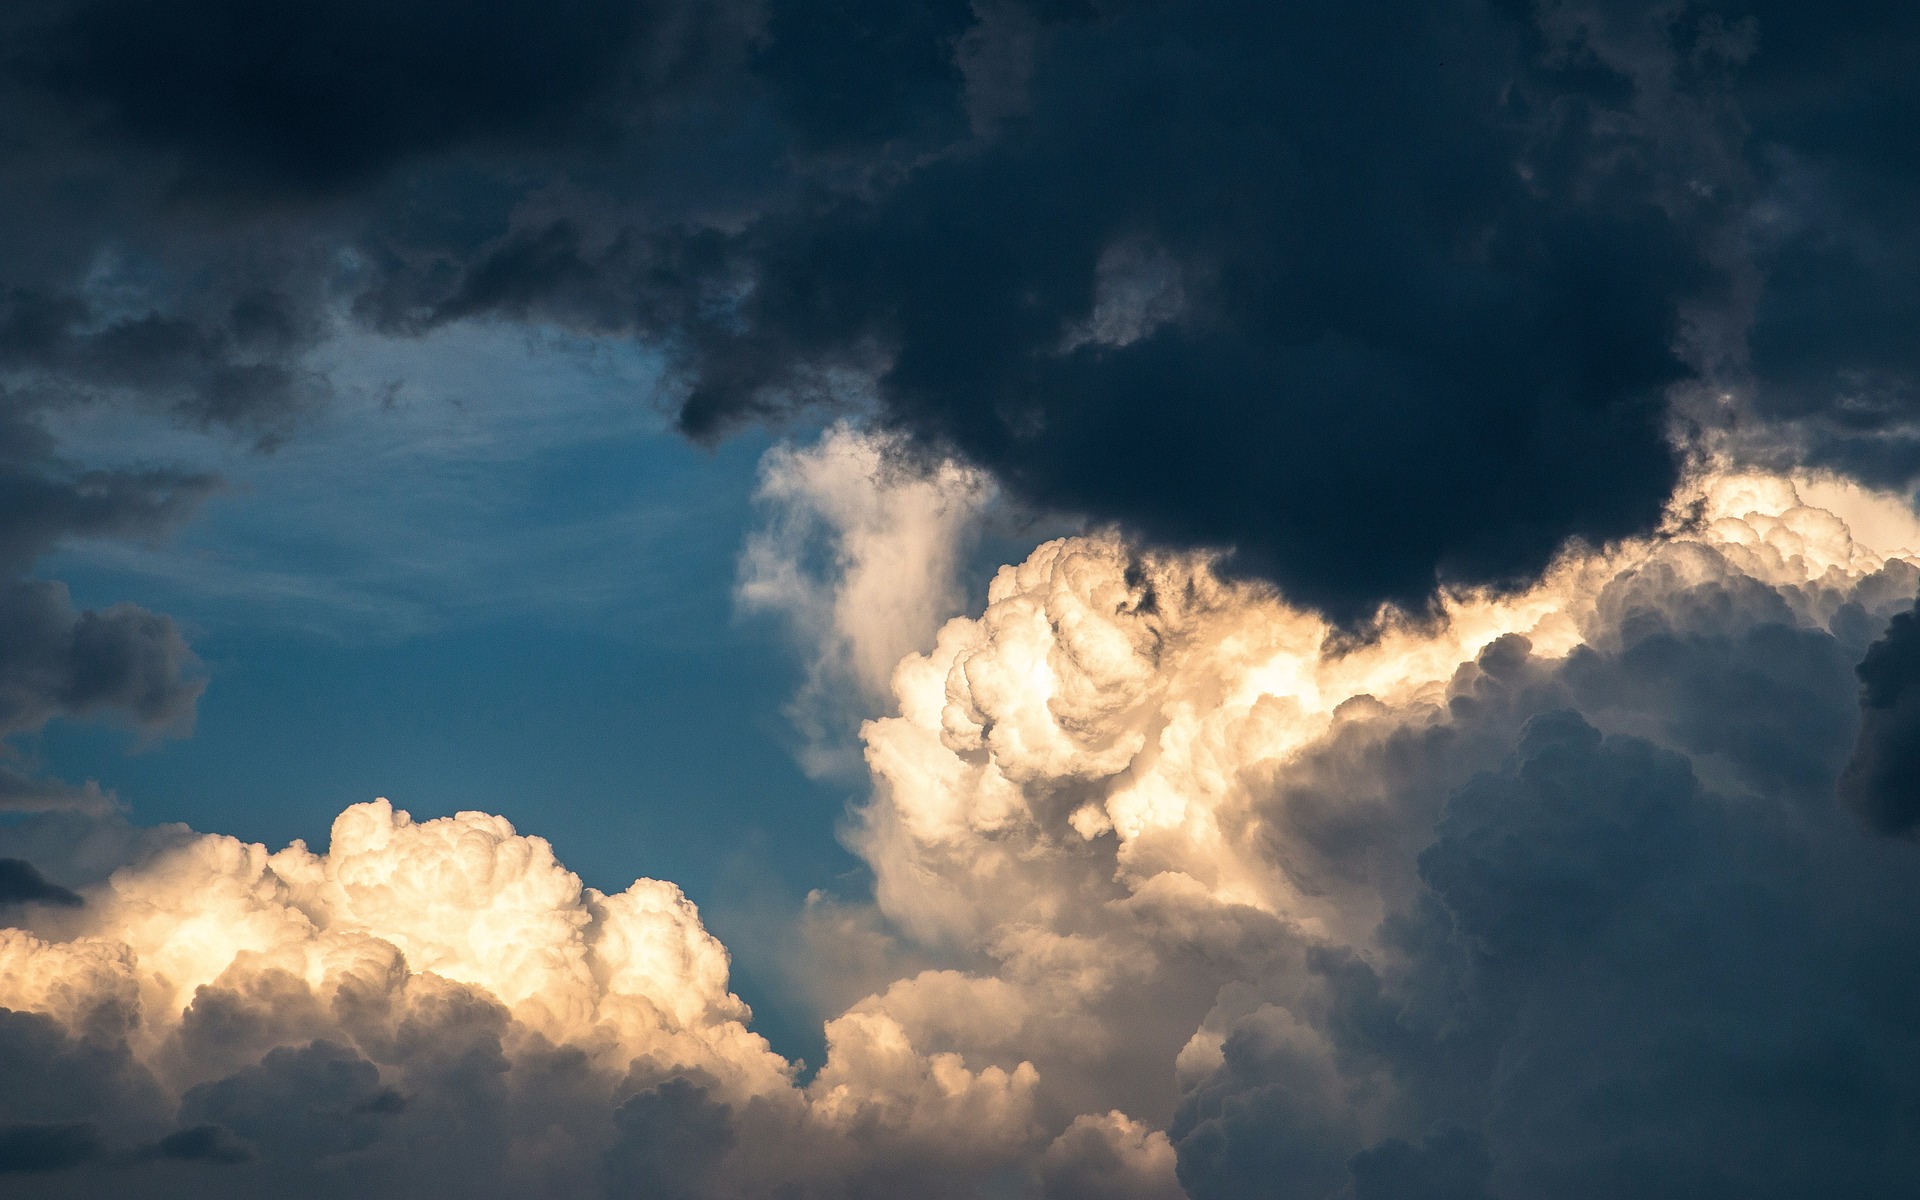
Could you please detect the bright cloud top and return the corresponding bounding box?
[3,799,777,1087]
[863,467,1920,934]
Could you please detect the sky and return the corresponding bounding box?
[1,2,1919,1198]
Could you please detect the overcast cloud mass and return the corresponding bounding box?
[2,1,1919,1196]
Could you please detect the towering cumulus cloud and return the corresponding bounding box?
[6,460,1920,1196]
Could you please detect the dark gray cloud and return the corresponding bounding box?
[667,0,1709,619]
[0,1014,252,1183]
[12,0,758,200]
[1348,1131,1495,1200]
[0,1121,252,1175]
[125,1124,253,1166]
[1713,2,1920,472]
[601,1078,734,1200]
[0,1123,99,1174]
[178,1040,401,1169]
[0,581,204,740]
[1839,600,1920,836]
[0,1008,170,1152]
[0,0,1913,619]
[371,1,1920,616]
[0,858,82,907]
[0,323,215,806]
[0,568,205,813]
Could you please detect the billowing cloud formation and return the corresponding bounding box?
[6,462,1920,1196]
[737,423,992,775]
[0,794,1108,1197]
[845,465,1920,1198]
[1,1,1917,616]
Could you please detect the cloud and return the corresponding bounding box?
[128,1123,253,1165]
[0,1120,252,1174]
[1347,1131,1494,1200]
[0,413,211,808]
[0,1122,99,1174]
[6,5,1919,1182]
[16,0,758,199]
[1839,599,1920,836]
[1039,1111,1184,1200]
[0,859,82,907]
[601,1077,734,1200]
[5,464,1920,1196]
[0,582,202,738]
[0,576,203,811]
[0,1,1913,620]
[674,0,1717,620]
[737,422,991,775]
[0,795,1063,1197]
[1287,705,1920,1199]
[842,463,1920,1197]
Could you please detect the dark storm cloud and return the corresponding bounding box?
[669,0,1711,619]
[1839,600,1920,836]
[178,1040,401,1167]
[13,0,758,199]
[0,0,1913,618]
[0,1121,251,1174]
[1710,1,1920,471]
[409,0,1913,617]
[1347,1131,1495,1200]
[0,858,82,907]
[125,1124,254,1166]
[0,0,762,481]
[0,1010,253,1181]
[0,1123,100,1174]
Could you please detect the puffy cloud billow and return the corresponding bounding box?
[6,460,1920,1196]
